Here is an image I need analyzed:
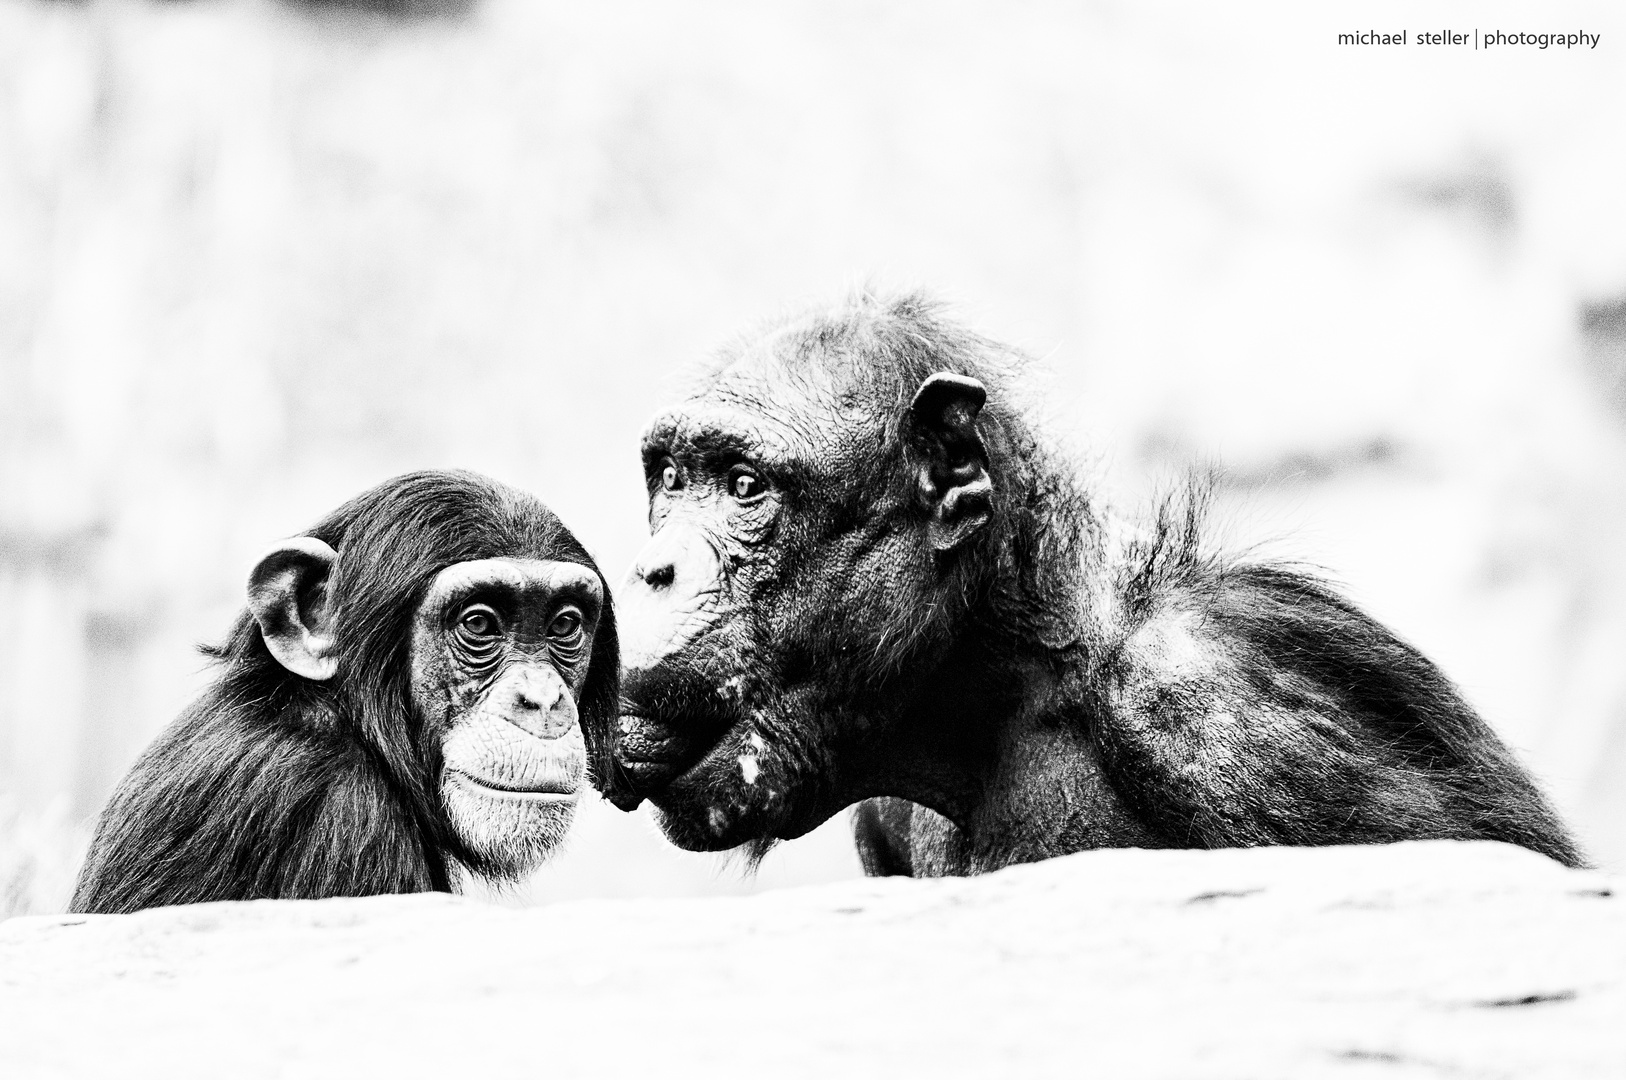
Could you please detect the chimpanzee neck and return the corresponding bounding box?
[867,637,1152,865]
[983,445,1099,648]
[857,460,1148,858]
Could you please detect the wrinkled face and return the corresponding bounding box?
[604,357,946,850]
[410,557,605,878]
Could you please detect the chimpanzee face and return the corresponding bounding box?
[609,381,837,850]
[241,472,618,891]
[409,557,605,877]
[600,343,987,851]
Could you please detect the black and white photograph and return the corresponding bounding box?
[1,0,1623,1075]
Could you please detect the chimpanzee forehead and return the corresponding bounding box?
[419,557,603,616]
[710,332,864,406]
[641,402,804,463]
[645,359,876,463]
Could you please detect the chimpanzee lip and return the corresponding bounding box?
[445,770,579,800]
[614,709,736,793]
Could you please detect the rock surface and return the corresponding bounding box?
[1,841,1622,1079]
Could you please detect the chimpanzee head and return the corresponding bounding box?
[243,470,618,879]
[599,292,1066,850]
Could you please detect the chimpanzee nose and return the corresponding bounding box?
[502,666,578,740]
[636,557,676,589]
[620,526,725,673]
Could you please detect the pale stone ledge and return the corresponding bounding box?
[1,840,1621,1078]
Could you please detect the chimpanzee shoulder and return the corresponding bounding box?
[71,691,433,914]
[1089,490,1584,866]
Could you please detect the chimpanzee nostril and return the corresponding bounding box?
[503,668,575,739]
[620,526,725,672]
[511,668,562,711]
[640,561,676,589]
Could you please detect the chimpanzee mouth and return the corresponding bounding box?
[445,770,580,801]
[610,709,737,809]
[610,658,749,809]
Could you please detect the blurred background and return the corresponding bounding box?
[3,0,1624,917]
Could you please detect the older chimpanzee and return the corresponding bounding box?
[71,470,618,913]
[598,290,1583,875]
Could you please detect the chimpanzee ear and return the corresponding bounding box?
[247,537,339,681]
[909,371,994,552]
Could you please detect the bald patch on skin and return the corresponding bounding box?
[1123,608,1223,682]
[1116,607,1304,767]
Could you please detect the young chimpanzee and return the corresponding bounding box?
[600,290,1584,875]
[71,470,617,914]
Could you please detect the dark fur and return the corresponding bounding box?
[606,290,1582,873]
[71,470,619,913]
[1082,487,1579,857]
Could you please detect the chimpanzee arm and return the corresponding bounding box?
[1093,562,1584,865]
[851,797,973,878]
[851,797,919,877]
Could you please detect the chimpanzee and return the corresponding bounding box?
[597,290,1584,875]
[71,470,618,913]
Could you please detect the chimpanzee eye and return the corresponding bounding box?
[660,461,680,491]
[548,609,583,640]
[457,607,502,641]
[730,468,765,501]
